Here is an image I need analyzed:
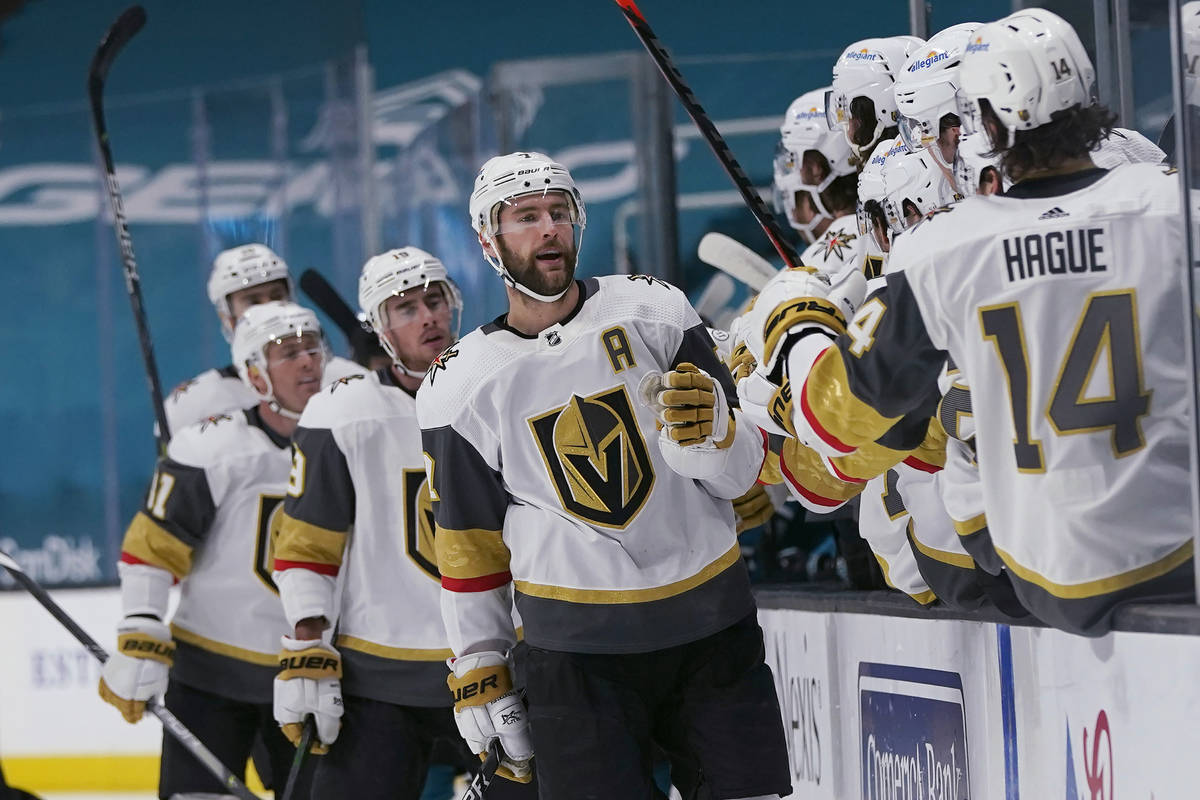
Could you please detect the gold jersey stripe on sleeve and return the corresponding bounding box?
[514,543,740,604]
[803,348,901,451]
[873,553,937,606]
[170,623,278,666]
[274,511,347,567]
[908,521,976,570]
[758,448,784,485]
[953,513,988,537]
[336,635,454,662]
[779,439,865,504]
[434,526,511,581]
[996,539,1194,600]
[122,513,194,579]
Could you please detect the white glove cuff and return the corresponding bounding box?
[117,561,173,620]
[451,649,510,677]
[274,568,336,629]
[280,630,336,651]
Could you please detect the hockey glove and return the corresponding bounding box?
[732,483,776,533]
[274,636,343,754]
[447,651,533,783]
[657,363,733,448]
[741,265,866,379]
[98,617,173,724]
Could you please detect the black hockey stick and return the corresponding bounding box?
[88,5,172,450]
[299,268,384,366]
[458,741,503,800]
[0,548,258,800]
[279,715,315,800]
[612,0,801,269]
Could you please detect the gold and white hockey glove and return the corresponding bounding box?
[657,363,733,448]
[732,483,775,533]
[98,617,174,724]
[447,651,533,783]
[274,636,344,754]
[741,265,867,378]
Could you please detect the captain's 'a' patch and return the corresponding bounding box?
[528,385,654,528]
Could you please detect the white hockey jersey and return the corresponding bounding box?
[792,163,1195,635]
[118,408,295,703]
[417,276,764,656]
[273,368,454,707]
[165,356,362,435]
[801,214,866,283]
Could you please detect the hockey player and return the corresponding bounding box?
[98,301,326,799]
[826,35,925,167]
[166,243,360,434]
[894,24,981,180]
[269,247,532,799]
[740,8,1195,636]
[417,151,791,798]
[774,87,860,258]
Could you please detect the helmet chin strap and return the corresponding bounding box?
[482,230,580,304]
[267,400,303,420]
[849,128,884,165]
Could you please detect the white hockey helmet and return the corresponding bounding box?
[857,136,909,250]
[882,149,960,234]
[773,87,857,242]
[956,9,1096,149]
[827,36,926,159]
[469,151,586,303]
[357,246,463,377]
[231,301,326,419]
[895,23,982,163]
[955,131,1008,194]
[207,243,294,342]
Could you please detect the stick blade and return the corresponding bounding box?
[697,232,778,291]
[88,5,146,90]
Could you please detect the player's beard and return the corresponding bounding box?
[497,235,578,298]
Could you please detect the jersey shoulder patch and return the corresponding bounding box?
[166,411,251,468]
[592,273,695,331]
[302,370,404,429]
[417,329,516,429]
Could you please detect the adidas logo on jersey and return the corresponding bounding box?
[1039,207,1070,220]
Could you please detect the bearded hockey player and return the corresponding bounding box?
[270,248,534,799]
[417,151,791,798]
[99,301,327,798]
[741,8,1195,636]
[165,243,360,434]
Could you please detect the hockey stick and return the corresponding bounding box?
[697,232,778,291]
[458,741,503,800]
[299,268,371,345]
[279,715,315,800]
[612,0,801,270]
[0,549,258,800]
[88,5,172,450]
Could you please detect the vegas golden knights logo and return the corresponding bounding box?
[403,469,439,581]
[529,385,654,529]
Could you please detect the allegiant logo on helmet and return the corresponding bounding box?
[907,51,950,72]
[965,37,990,54]
[846,49,880,61]
[793,107,825,122]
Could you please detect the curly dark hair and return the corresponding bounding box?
[980,99,1117,180]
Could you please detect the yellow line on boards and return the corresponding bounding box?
[0,754,268,793]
